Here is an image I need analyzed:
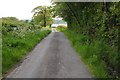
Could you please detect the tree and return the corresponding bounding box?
[32,6,53,27]
[54,2,120,78]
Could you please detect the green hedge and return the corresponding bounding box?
[2,29,51,75]
[59,28,118,78]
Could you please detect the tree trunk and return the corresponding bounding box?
[44,9,46,27]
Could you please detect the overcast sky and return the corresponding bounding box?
[0,0,52,20]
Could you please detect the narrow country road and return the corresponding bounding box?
[6,28,92,78]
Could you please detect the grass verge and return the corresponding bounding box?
[57,27,117,78]
[2,29,51,75]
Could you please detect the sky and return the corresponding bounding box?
[0,0,52,20]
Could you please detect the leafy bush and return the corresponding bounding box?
[55,2,119,78]
[61,28,118,78]
[2,29,51,74]
[2,17,51,75]
[56,25,67,32]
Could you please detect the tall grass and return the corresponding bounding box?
[0,19,2,77]
[57,27,118,78]
[2,29,51,74]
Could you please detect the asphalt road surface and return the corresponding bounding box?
[52,28,58,32]
[6,28,92,78]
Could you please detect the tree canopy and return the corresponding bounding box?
[32,6,53,27]
[54,2,120,78]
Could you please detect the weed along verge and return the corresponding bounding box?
[55,2,119,79]
[56,27,118,78]
[2,29,51,75]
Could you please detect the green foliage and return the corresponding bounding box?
[2,30,51,74]
[56,25,67,32]
[32,6,53,27]
[2,17,32,35]
[61,28,118,78]
[2,17,51,75]
[55,2,119,78]
[0,18,1,77]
